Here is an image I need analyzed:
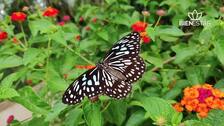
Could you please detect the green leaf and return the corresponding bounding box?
[65,108,83,126]
[1,68,28,87]
[185,66,205,84]
[29,19,55,36]
[0,87,19,99]
[0,55,23,70]
[23,48,42,65]
[12,86,50,115]
[146,56,163,68]
[156,25,184,37]
[202,109,224,126]
[103,101,128,126]
[97,30,109,41]
[45,102,67,121]
[138,96,182,125]
[23,116,49,126]
[172,45,198,64]
[0,73,3,80]
[125,110,146,126]
[146,27,156,41]
[83,103,103,126]
[46,64,67,92]
[213,40,224,66]
[50,30,67,46]
[184,120,210,126]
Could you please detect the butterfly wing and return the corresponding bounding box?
[124,57,146,83]
[62,67,103,104]
[100,69,132,99]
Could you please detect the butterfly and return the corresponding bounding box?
[62,32,146,104]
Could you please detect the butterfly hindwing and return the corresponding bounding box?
[124,57,146,83]
[62,67,103,104]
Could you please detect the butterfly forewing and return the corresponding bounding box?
[103,32,140,63]
[62,67,103,104]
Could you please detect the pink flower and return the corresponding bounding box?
[63,15,70,22]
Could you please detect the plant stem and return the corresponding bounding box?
[19,22,28,47]
[154,16,161,28]
[66,46,95,65]
[101,101,111,112]
[150,56,176,72]
[45,38,51,79]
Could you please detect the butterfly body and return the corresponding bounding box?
[62,32,146,105]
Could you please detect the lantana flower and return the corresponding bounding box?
[173,84,224,118]
[75,65,95,70]
[43,7,59,17]
[131,21,151,44]
[0,31,8,42]
[11,12,27,22]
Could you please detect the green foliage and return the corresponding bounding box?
[0,0,224,125]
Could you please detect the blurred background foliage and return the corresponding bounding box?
[0,0,224,126]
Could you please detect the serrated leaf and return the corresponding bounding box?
[29,19,55,36]
[184,120,210,126]
[97,30,109,41]
[103,101,127,126]
[23,48,42,65]
[213,40,224,66]
[202,109,224,126]
[12,86,50,115]
[0,87,19,99]
[46,64,67,92]
[50,30,67,46]
[125,110,146,126]
[0,68,28,87]
[45,102,67,121]
[0,55,23,70]
[138,96,182,125]
[83,103,103,126]
[65,108,83,126]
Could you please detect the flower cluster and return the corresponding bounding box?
[75,65,95,70]
[131,21,151,43]
[173,84,224,118]
[11,12,27,22]
[0,31,8,42]
[43,7,59,17]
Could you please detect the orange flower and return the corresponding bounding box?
[202,84,213,89]
[43,7,59,17]
[75,65,95,70]
[205,96,214,108]
[131,21,147,32]
[196,103,208,113]
[211,98,223,109]
[185,88,199,99]
[11,12,27,22]
[212,89,223,98]
[173,103,184,112]
[140,32,147,37]
[198,112,208,118]
[185,99,199,111]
